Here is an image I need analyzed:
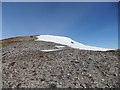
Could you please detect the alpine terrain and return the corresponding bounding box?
[1,35,119,88]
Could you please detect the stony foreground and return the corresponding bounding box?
[1,36,119,88]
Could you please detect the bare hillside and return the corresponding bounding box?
[1,35,119,88]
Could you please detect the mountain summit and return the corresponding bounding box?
[2,35,118,88]
[36,35,111,51]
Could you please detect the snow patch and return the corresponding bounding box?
[36,35,112,51]
[40,49,62,52]
[55,45,65,49]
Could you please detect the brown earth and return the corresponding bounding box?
[1,35,119,88]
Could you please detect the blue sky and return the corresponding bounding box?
[2,2,118,49]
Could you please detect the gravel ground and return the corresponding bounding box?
[1,36,119,88]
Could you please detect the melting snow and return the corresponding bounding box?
[40,49,62,52]
[55,45,65,49]
[40,45,65,52]
[37,35,112,51]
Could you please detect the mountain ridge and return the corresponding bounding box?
[2,35,119,88]
[1,35,113,51]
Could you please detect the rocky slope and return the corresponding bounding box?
[1,35,119,88]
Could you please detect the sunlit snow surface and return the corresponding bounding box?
[54,45,65,49]
[37,35,112,51]
[40,49,62,52]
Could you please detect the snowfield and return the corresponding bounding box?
[36,35,112,51]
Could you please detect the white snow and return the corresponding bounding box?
[40,49,62,52]
[40,45,65,52]
[36,35,112,51]
[55,45,65,49]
